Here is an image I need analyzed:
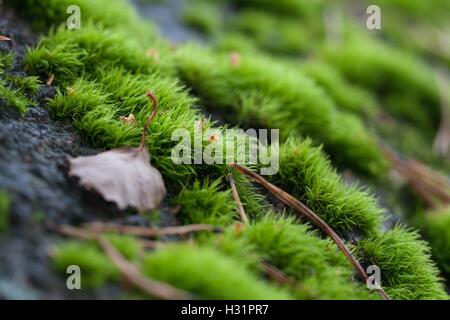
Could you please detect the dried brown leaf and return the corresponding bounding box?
[0,35,11,41]
[69,91,166,213]
[69,147,166,212]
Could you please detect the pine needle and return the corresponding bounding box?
[231,163,391,300]
[228,173,249,225]
[96,235,192,300]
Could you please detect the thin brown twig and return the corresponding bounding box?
[140,239,166,249]
[228,173,249,225]
[84,222,221,237]
[139,91,158,151]
[47,222,169,250]
[96,235,192,300]
[409,160,449,189]
[47,221,95,240]
[230,163,391,300]
[260,261,294,286]
[380,145,450,208]
[409,179,439,208]
[433,71,450,157]
[46,74,55,86]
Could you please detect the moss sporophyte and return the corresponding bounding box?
[2,0,449,300]
[171,124,280,175]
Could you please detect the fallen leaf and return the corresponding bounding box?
[120,114,136,126]
[0,35,11,41]
[69,91,166,213]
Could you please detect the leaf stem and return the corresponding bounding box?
[139,91,158,151]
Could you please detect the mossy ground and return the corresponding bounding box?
[0,191,10,232]
[1,0,449,299]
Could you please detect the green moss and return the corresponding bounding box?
[0,191,11,233]
[53,241,120,288]
[214,33,259,54]
[272,138,384,236]
[0,52,14,74]
[230,10,310,55]
[105,233,143,261]
[4,0,157,41]
[6,75,40,95]
[174,45,387,176]
[0,79,35,115]
[174,178,237,226]
[24,24,163,86]
[420,208,450,277]
[325,36,440,137]
[142,243,293,299]
[0,52,37,115]
[366,0,450,23]
[52,234,142,288]
[356,226,447,300]
[300,61,378,118]
[182,1,222,35]
[211,216,378,299]
[229,0,324,20]
[15,0,449,300]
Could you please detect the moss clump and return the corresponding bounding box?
[356,226,447,300]
[52,234,142,288]
[208,216,378,299]
[325,36,440,138]
[4,0,156,40]
[53,237,293,299]
[0,52,37,115]
[175,178,237,226]
[0,52,14,72]
[13,0,449,300]
[300,61,378,118]
[182,1,222,35]
[5,75,40,96]
[0,191,11,233]
[229,10,310,55]
[228,0,324,20]
[365,0,450,23]
[420,208,450,277]
[25,24,162,86]
[142,243,293,299]
[174,45,387,177]
[105,234,143,261]
[273,138,383,236]
[0,81,33,115]
[53,241,120,288]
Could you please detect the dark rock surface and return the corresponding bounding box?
[0,6,177,299]
[131,0,204,43]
